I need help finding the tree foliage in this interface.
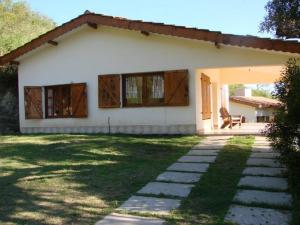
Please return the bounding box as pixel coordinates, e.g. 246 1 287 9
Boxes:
0 0 55 56
229 84 272 98
260 0 300 39
265 58 300 190
229 84 245 96
252 84 273 98
0 0 55 132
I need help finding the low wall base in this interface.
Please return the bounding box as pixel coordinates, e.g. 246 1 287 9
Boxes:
20 124 197 135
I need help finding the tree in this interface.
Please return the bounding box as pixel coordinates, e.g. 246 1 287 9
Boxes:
265 58 300 190
260 0 300 39
0 0 55 55
252 84 273 98
229 84 245 96
0 0 55 132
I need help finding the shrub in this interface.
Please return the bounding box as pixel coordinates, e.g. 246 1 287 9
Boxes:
265 58 300 191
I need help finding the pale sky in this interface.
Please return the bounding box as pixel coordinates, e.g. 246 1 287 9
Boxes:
26 0 272 38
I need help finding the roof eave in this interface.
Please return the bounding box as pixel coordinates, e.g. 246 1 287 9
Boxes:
1 12 300 66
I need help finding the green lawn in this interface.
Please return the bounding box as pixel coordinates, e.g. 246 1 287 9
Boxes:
0 134 200 225
165 136 254 225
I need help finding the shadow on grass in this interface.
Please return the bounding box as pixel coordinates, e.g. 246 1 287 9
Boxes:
0 134 200 225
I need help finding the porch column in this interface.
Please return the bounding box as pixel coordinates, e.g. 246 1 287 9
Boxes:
221 84 229 110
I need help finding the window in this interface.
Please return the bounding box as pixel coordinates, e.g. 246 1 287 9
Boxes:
44 83 87 119
123 72 165 106
98 69 189 108
201 73 211 120
257 116 270 123
45 85 71 118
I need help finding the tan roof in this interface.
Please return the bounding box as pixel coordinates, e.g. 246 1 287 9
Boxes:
1 11 300 65
230 96 281 108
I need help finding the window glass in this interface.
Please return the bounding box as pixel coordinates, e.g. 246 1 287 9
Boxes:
124 73 165 106
146 74 164 104
125 76 143 104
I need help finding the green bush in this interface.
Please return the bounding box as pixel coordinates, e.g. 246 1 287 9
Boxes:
265 58 300 191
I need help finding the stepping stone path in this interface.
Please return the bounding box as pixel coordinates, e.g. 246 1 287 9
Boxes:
233 190 292 207
156 171 202 183
225 205 291 225
225 136 292 225
250 152 280 158
95 213 165 225
117 196 181 215
187 149 219 156
95 135 230 224
167 162 209 172
137 182 194 198
246 158 282 167
238 176 288 190
178 155 216 163
243 167 287 177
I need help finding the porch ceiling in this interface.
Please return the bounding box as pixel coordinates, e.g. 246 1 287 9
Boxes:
220 65 283 84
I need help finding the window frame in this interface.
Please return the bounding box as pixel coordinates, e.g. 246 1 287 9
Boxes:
122 72 165 107
45 84 72 119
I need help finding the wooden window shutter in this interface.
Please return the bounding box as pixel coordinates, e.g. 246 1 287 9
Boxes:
71 83 88 118
201 73 211 120
164 70 189 106
98 75 121 108
24 87 43 119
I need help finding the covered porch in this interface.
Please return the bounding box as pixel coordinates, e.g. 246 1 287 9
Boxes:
196 65 283 135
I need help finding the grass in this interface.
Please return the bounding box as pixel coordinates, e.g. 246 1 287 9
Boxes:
0 134 200 225
165 135 254 225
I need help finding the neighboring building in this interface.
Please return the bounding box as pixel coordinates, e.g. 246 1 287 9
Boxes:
0 12 299 134
229 88 280 123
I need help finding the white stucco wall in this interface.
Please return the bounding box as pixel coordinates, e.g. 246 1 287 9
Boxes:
229 102 276 123
229 102 257 122
17 24 295 134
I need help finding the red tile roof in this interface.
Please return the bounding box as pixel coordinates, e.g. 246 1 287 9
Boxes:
230 96 281 108
1 12 300 65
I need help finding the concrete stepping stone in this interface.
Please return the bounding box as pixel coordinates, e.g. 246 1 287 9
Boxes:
156 171 202 183
238 176 288 191
118 195 181 215
254 142 270 145
192 145 224 150
187 149 219 156
95 213 165 225
178 155 216 163
253 144 271 148
254 140 270 143
167 162 209 173
233 190 292 207
250 152 280 159
247 158 282 167
225 205 291 225
252 146 274 153
137 182 194 198
243 167 287 177
206 136 231 141
201 140 227 145
255 137 268 141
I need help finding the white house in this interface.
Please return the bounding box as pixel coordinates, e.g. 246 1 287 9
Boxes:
229 88 280 123
0 12 299 134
